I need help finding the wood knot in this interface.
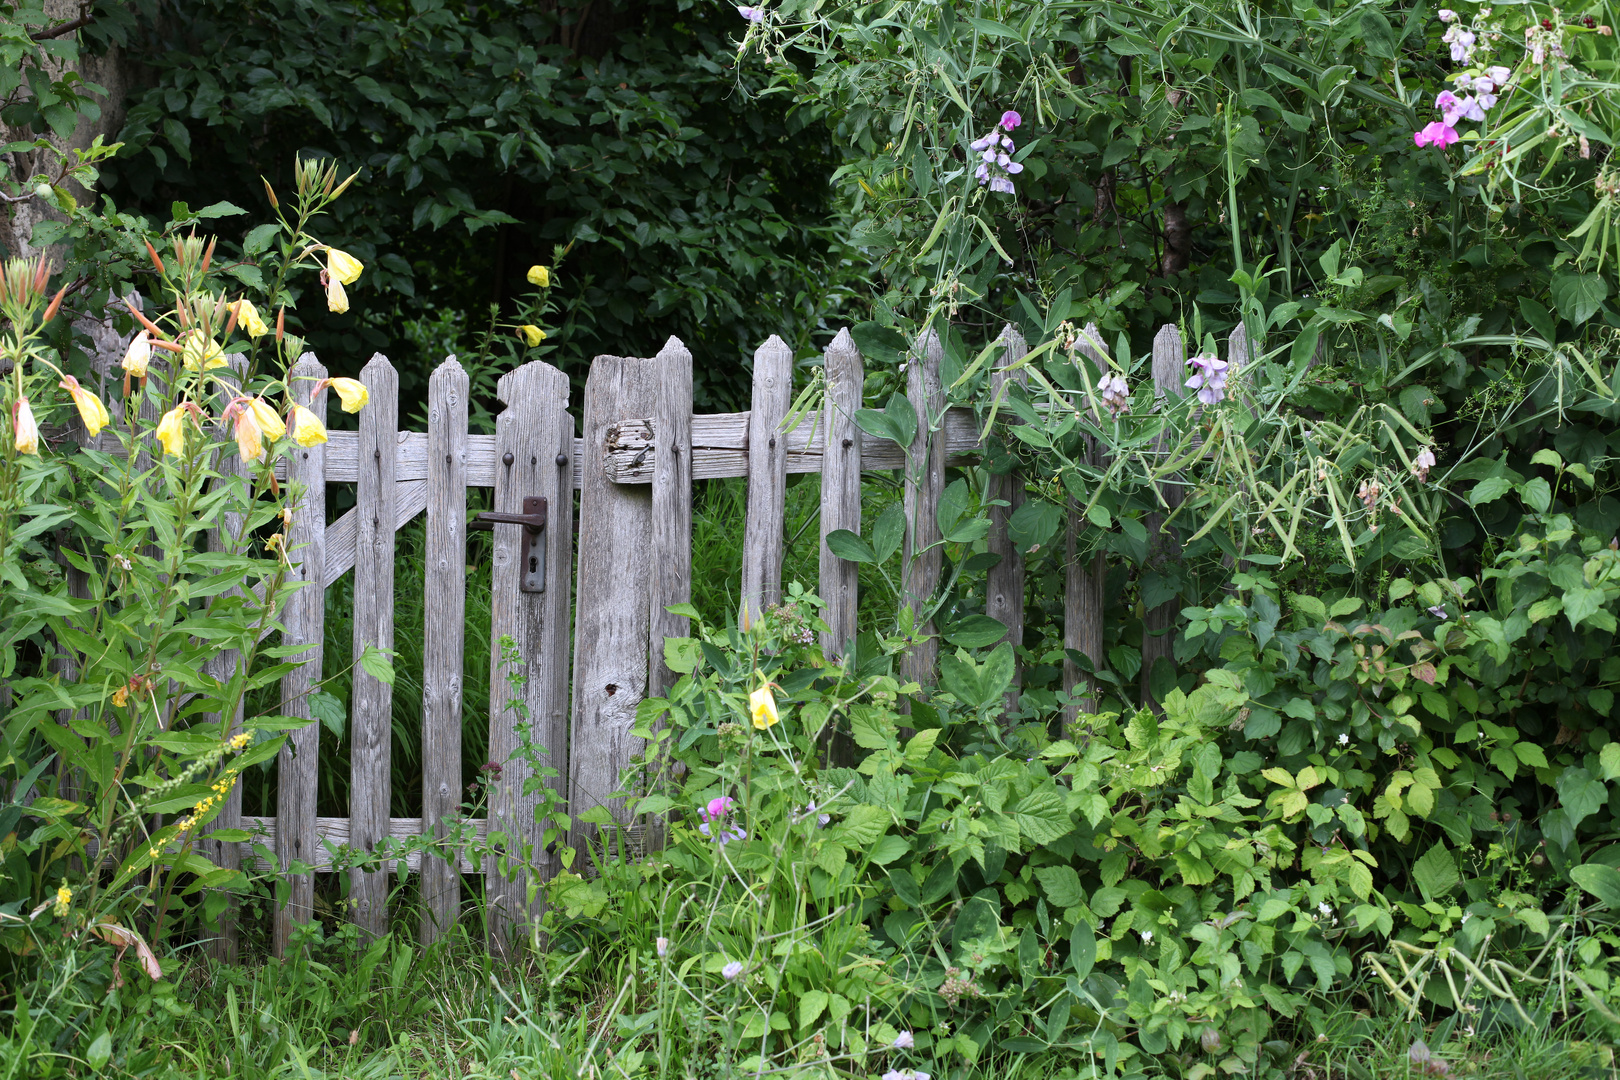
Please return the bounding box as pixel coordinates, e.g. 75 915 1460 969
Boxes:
605 683 618 696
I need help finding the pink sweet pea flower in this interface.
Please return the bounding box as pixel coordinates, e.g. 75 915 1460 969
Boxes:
999 110 1022 131
1413 121 1459 148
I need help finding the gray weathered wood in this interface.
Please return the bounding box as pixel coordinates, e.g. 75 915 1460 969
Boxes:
349 355 398 939
1226 322 1259 411
818 329 863 662
275 354 326 958
420 358 468 944
487 359 575 954
1141 325 1187 711
324 480 427 588
569 354 656 862
648 337 693 699
739 336 793 628
201 354 248 964
237 816 486 872
985 325 1029 718
901 330 947 694
1063 326 1109 729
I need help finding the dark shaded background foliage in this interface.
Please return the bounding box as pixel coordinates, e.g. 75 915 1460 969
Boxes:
103 0 852 411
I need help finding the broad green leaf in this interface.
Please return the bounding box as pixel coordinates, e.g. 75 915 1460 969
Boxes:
1412 843 1459 901
1572 863 1620 908
825 529 876 564
1036 864 1084 908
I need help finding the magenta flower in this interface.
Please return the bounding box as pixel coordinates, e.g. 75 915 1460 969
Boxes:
1435 90 1461 117
1413 121 1459 148
999 110 1022 131
707 795 735 819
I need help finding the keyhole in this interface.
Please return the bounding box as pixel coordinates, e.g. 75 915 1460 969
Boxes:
528 555 538 574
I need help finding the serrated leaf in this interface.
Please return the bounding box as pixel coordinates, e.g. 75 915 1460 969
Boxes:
1412 843 1458 901
1036 865 1085 907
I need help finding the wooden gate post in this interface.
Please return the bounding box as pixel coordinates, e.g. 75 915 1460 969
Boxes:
421 358 468 944
648 337 693 699
350 355 398 939
901 330 946 694
486 360 575 954
985 325 1028 718
739 336 793 628
1141 325 1186 711
1063 325 1108 728
275 355 327 958
569 353 656 867
818 328 863 764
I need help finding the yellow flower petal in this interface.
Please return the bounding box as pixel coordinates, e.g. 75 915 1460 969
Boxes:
328 377 369 413
326 276 349 314
60 376 109 437
232 406 263 462
526 264 550 288
518 324 545 348
14 397 39 454
749 685 779 730
248 397 286 442
289 404 327 447
232 298 269 338
155 406 187 456
122 331 151 376
182 333 226 371
326 247 364 285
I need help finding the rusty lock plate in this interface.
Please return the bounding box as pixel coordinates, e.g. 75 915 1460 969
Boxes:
469 496 547 592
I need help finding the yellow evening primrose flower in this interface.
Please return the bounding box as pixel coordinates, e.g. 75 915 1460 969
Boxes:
749 685 779 730
122 331 151 376
54 885 71 917
111 684 129 708
248 397 286 442
326 247 364 285
325 275 349 314
182 333 227 371
288 404 327 446
526 265 550 288
59 376 109 437
13 398 39 455
518 324 546 347
324 377 369 413
155 405 188 456
232 298 269 338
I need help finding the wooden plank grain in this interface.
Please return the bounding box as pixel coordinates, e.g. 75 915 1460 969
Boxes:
421 358 468 943
901 330 946 695
648 337 693 699
323 480 427 588
569 354 655 862
739 336 793 627
1064 326 1109 730
275 354 326 958
486 359 575 955
818 328 863 663
237 816 486 873
985 325 1029 719
349 354 398 939
1141 324 1186 711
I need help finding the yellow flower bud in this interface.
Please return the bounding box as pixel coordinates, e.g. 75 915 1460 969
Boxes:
59 376 109 437
289 404 328 447
13 397 39 455
526 265 550 288
122 331 152 376
326 275 349 314
326 247 364 285
155 405 188 457
750 684 779 730
232 298 269 338
517 324 546 347
54 885 72 917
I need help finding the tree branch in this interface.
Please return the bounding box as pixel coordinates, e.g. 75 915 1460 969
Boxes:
30 5 93 41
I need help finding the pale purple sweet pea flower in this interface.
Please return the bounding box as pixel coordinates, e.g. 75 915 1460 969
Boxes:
1453 95 1486 123
989 177 1015 194
1435 90 1461 115
1438 8 1457 21
882 1072 931 1080
737 5 764 22
1428 605 1448 620
1185 353 1229 406
893 1031 916 1049
1486 65 1512 85
1098 373 1130 416
722 960 746 980
1444 26 1476 62
1413 446 1436 482
999 110 1022 131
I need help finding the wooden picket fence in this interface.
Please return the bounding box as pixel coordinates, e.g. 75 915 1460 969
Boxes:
189 318 1255 959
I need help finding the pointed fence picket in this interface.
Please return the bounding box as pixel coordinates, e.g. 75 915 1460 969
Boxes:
158 318 1253 957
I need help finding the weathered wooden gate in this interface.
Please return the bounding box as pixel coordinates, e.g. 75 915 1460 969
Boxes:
198 319 1249 958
